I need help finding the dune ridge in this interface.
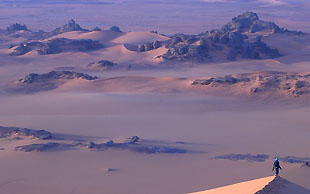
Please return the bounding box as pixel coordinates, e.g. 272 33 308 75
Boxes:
189 176 310 194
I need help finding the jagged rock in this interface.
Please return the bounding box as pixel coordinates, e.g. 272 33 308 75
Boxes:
10 38 103 56
106 140 114 146
222 11 280 33
87 141 96 149
137 41 162 52
10 41 44 56
303 162 310 167
9 71 98 93
38 38 103 55
0 126 52 140
15 142 74 152
192 71 310 97
92 26 102 31
109 26 122 33
52 19 87 35
222 11 304 35
6 23 28 32
215 154 270 162
19 71 98 84
128 136 140 144
85 60 118 71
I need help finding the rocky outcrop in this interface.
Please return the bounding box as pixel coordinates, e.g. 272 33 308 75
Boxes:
10 41 44 56
92 26 102 31
10 38 103 56
15 142 75 152
85 136 186 154
38 38 103 55
0 126 52 140
215 154 270 162
192 71 310 97
137 40 162 52
158 11 307 62
6 23 28 32
222 11 304 35
51 19 88 35
9 71 98 93
19 71 98 83
109 26 122 33
84 60 118 71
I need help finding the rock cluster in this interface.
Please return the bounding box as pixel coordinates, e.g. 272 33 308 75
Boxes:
157 11 307 62
19 71 98 84
85 60 118 71
51 19 88 35
161 29 281 61
222 11 304 35
0 126 52 140
137 40 161 52
109 26 122 33
15 142 74 152
6 23 28 32
192 71 310 97
215 154 270 162
10 71 98 93
38 38 103 55
10 38 103 56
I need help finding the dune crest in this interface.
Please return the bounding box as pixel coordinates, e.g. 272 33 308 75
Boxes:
189 176 274 194
189 176 310 194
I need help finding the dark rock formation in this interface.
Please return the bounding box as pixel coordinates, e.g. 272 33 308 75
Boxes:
19 71 98 84
279 156 310 164
128 136 140 144
192 75 250 86
303 162 310 167
84 136 187 154
10 38 103 56
85 60 118 71
38 38 103 55
15 142 76 152
109 26 122 33
222 11 305 35
215 154 270 162
137 40 162 52
52 19 88 35
0 126 52 140
192 71 310 97
9 71 98 93
87 141 96 149
6 23 28 32
92 26 102 31
159 11 307 62
10 41 44 56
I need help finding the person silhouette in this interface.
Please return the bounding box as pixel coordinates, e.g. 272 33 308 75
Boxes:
272 158 282 176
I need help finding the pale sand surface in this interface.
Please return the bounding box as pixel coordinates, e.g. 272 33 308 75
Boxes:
189 176 274 194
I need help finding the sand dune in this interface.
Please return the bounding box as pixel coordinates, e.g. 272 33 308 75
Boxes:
189 176 274 194
189 176 310 194
111 31 169 45
45 30 124 44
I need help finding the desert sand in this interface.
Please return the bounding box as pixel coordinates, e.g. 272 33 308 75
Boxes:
189 176 310 194
1 2 310 194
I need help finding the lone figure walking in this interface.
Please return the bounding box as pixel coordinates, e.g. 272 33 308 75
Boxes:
272 158 282 176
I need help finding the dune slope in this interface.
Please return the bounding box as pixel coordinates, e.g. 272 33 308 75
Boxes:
189 176 274 194
255 176 310 194
189 176 310 194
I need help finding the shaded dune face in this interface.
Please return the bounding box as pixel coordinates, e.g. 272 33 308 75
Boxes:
189 176 310 194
